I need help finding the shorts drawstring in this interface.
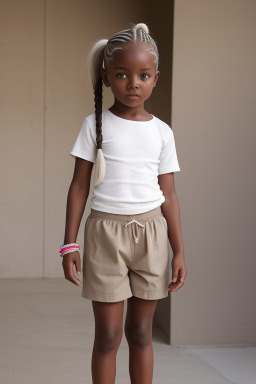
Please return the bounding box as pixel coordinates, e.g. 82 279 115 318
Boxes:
124 217 145 243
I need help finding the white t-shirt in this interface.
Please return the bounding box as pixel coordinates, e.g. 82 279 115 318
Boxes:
70 109 180 214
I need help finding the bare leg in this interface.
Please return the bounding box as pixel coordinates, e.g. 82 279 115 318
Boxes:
91 300 124 384
124 296 158 384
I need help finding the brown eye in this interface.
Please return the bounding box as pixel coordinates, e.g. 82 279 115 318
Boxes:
116 73 127 79
140 73 150 79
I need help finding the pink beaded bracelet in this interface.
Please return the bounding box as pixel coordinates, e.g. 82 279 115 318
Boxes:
59 243 80 257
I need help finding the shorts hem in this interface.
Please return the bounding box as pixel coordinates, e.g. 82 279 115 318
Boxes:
81 288 133 303
132 290 169 300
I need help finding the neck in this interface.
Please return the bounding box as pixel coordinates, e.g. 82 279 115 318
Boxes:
109 101 152 121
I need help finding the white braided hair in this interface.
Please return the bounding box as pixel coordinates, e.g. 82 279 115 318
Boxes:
86 23 159 187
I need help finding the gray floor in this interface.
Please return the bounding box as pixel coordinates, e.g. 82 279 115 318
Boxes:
0 278 255 384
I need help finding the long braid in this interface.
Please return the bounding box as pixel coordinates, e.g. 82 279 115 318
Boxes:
93 75 106 186
86 23 159 187
94 77 103 149
86 38 107 186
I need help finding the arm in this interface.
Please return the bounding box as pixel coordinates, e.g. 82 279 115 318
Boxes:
158 172 187 292
62 157 94 286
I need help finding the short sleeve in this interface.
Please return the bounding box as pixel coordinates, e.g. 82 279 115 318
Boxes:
158 130 181 175
69 118 97 163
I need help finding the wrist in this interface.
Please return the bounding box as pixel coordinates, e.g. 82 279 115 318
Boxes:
64 238 77 244
59 242 80 257
172 250 184 258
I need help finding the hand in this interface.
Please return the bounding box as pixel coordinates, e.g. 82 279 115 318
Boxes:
62 251 82 286
168 253 187 293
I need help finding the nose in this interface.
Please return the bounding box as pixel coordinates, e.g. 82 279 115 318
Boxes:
128 76 139 89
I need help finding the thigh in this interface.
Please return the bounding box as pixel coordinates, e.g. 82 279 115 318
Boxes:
125 296 158 326
92 300 125 334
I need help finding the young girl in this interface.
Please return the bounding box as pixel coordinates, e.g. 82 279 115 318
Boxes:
61 23 187 384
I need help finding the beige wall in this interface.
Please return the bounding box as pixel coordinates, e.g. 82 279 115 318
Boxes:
171 0 256 345
1 0 256 346
0 0 44 277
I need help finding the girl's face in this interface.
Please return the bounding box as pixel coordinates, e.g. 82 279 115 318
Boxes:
101 42 160 110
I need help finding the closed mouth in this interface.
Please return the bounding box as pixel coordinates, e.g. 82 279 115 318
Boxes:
126 94 140 97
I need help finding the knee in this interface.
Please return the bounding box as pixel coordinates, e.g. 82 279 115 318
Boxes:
125 322 151 348
95 326 122 354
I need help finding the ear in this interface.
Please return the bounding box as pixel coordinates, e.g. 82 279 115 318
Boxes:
101 67 111 87
153 70 160 87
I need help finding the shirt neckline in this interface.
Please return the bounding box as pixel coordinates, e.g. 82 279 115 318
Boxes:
106 109 155 123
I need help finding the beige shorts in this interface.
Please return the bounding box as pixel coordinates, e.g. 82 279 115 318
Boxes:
81 206 169 302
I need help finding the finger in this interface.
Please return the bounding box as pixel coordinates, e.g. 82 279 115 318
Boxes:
178 269 187 284
75 256 82 275
171 269 179 283
169 268 186 285
172 282 184 291
66 264 80 286
169 278 185 292
168 280 184 288
168 272 185 291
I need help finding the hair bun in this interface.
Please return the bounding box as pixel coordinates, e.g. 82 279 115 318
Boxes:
134 23 149 34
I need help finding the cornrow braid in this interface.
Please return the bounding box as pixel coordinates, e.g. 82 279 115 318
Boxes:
86 23 159 187
104 24 159 70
